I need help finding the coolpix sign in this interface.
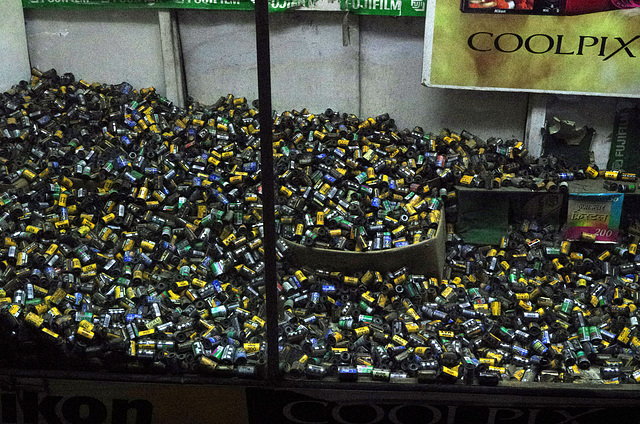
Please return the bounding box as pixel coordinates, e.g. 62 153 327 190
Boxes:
564 192 623 242
247 387 640 424
0 378 248 424
422 0 640 96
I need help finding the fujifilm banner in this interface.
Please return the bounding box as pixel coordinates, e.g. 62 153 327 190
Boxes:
608 108 640 173
22 0 428 16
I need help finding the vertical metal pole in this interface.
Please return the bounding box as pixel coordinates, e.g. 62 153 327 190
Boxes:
255 0 278 380
524 93 547 158
158 10 186 108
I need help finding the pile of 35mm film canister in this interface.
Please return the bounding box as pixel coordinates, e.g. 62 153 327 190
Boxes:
0 68 638 385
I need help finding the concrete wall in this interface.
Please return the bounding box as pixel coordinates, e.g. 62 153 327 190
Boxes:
12 7 640 149
178 11 528 138
178 11 259 105
359 16 528 139
24 9 166 95
179 11 361 116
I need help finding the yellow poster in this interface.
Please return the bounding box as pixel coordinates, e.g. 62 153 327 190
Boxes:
422 0 640 96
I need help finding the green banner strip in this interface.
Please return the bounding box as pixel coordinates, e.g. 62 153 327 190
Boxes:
608 108 640 174
340 0 426 16
22 0 426 16
23 0 254 11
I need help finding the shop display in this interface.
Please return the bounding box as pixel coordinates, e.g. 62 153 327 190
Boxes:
1 68 639 385
0 68 446 376
281 222 640 385
0 68 270 375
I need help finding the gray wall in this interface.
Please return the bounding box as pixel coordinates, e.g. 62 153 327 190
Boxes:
178 11 258 105
177 10 528 138
17 8 638 149
359 16 528 139
24 9 166 95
